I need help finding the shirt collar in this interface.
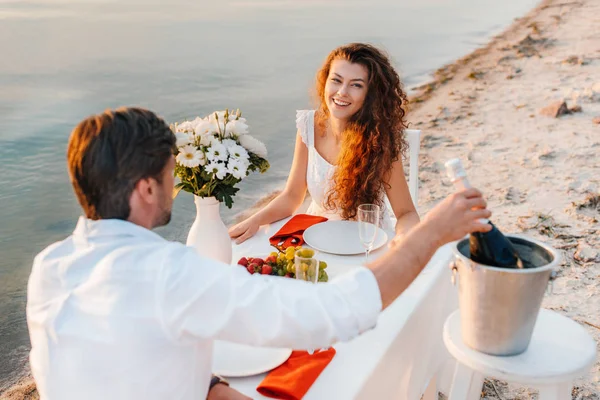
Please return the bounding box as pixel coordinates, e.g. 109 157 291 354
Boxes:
73 216 166 243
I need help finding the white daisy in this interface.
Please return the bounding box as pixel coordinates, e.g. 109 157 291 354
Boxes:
206 142 228 162
228 158 248 179
227 143 250 162
176 145 205 168
221 138 237 148
205 161 228 180
238 134 267 158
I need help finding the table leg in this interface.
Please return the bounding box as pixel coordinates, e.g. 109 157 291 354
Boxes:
537 382 572 400
448 363 484 400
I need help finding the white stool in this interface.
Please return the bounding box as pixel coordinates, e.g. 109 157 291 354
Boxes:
443 309 597 400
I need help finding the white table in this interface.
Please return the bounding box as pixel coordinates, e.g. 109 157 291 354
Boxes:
227 217 458 399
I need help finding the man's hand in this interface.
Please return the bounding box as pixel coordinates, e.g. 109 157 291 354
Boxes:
207 383 252 400
370 187 492 309
420 187 492 247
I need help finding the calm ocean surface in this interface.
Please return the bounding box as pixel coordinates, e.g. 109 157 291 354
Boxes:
0 0 538 389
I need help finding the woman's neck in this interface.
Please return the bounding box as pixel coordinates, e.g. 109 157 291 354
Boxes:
328 116 347 141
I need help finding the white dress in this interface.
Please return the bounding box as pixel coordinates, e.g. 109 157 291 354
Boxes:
296 110 395 230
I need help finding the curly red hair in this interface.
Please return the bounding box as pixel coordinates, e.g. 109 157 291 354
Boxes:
314 43 408 220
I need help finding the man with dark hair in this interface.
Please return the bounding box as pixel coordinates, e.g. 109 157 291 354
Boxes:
27 107 492 400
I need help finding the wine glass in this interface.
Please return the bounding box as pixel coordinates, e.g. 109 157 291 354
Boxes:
358 204 380 262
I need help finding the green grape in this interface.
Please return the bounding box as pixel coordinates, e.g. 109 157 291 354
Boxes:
319 261 327 270
285 247 295 261
269 252 278 258
299 249 315 258
278 269 285 276
318 270 328 282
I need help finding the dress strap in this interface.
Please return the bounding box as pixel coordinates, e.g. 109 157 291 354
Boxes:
295 110 314 148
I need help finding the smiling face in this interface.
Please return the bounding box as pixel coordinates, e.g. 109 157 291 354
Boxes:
323 59 369 121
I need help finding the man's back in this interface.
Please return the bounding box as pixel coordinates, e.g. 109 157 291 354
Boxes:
27 217 212 400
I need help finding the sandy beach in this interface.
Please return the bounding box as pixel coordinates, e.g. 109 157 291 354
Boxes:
2 0 599 398
409 0 600 397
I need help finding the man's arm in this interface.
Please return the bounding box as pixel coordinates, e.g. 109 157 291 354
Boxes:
157 188 490 349
370 187 491 309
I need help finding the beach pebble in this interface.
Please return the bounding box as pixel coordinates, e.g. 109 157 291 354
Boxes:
539 100 570 117
574 244 600 263
593 117 600 125
569 105 583 113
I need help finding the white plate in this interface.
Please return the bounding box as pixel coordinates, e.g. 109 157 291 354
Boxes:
303 220 388 255
212 340 292 377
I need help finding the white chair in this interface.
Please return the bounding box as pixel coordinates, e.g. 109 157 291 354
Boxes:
443 309 597 400
405 129 421 209
385 128 421 219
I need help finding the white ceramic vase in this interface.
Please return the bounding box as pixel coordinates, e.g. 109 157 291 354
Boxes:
186 196 232 264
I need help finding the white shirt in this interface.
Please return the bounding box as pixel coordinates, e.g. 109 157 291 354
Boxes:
26 217 382 400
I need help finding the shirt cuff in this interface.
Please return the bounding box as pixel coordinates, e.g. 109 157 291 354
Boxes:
330 266 382 334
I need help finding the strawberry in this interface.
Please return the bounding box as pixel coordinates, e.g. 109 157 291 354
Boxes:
265 255 277 265
285 273 292 278
252 258 264 267
261 265 273 275
248 263 259 274
238 257 249 267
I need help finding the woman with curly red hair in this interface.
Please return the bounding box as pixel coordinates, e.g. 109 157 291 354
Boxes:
230 43 419 243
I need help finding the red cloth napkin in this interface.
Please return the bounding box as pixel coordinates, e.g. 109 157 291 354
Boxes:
269 214 328 249
257 349 336 400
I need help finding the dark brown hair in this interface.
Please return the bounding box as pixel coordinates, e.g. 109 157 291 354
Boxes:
67 107 175 220
315 43 408 220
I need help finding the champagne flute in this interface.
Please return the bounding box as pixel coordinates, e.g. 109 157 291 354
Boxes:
358 204 380 262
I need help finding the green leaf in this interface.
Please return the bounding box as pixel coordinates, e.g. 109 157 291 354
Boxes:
172 182 186 199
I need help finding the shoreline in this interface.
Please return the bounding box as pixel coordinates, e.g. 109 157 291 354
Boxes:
3 0 599 398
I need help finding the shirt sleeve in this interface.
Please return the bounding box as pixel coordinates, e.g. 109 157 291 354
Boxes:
156 246 382 350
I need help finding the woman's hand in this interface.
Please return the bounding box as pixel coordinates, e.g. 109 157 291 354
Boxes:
228 217 260 244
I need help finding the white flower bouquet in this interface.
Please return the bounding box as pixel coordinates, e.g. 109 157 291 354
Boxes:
172 109 270 208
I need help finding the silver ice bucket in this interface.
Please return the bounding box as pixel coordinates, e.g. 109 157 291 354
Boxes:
451 234 560 356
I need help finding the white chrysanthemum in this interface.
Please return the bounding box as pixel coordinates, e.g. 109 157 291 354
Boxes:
211 119 226 135
227 143 249 161
209 110 227 123
206 142 228 162
228 158 248 179
239 134 267 158
194 118 214 136
199 133 216 147
175 131 192 148
175 120 194 133
205 161 228 180
227 119 249 136
176 145 205 168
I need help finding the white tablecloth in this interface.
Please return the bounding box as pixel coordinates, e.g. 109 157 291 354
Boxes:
227 217 458 399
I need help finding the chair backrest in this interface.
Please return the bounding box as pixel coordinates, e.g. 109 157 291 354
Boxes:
405 129 421 210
